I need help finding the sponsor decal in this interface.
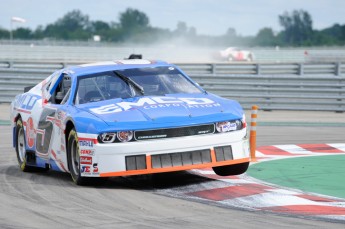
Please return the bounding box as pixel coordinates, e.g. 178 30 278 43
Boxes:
79 140 93 147
217 122 237 132
80 156 92 165
228 122 238 131
198 130 211 134
18 94 40 111
22 95 40 110
26 117 35 148
143 103 221 110
55 119 62 130
93 163 99 173
81 166 91 173
57 111 66 121
90 97 221 114
80 149 94 156
137 134 167 140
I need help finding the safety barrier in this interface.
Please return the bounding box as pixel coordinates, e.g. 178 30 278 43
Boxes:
0 61 344 112
1 43 345 63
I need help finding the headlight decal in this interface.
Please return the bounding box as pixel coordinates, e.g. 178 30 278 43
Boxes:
99 132 116 143
216 119 243 133
117 131 134 142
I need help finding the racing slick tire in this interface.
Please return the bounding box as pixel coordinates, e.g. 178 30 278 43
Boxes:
15 118 48 172
212 162 249 176
67 129 89 185
67 129 105 185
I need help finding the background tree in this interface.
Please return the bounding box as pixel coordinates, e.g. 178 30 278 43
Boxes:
2 7 345 47
13 28 33 40
222 27 238 45
319 24 345 45
278 10 313 46
44 10 91 40
89 20 111 41
90 21 110 33
175 21 188 36
225 28 236 38
255 28 277 46
119 8 149 39
0 27 10 39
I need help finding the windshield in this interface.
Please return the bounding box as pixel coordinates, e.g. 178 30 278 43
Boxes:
75 66 203 104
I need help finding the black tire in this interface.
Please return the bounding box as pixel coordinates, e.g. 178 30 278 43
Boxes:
67 129 98 185
15 118 33 172
16 118 49 172
212 162 249 176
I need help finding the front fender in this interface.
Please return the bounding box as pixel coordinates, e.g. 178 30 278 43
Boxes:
68 106 109 134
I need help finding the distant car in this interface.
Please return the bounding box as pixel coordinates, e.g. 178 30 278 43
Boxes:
220 47 254 62
10 59 250 185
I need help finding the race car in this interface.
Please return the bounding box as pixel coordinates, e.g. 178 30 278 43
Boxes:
11 59 250 185
219 47 254 62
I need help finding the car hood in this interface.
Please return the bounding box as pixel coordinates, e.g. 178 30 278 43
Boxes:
77 94 243 130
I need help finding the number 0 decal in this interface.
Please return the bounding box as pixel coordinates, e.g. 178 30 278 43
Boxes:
36 107 56 157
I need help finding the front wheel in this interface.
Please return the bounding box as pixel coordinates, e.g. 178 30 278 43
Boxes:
67 129 88 185
212 162 249 176
67 129 103 185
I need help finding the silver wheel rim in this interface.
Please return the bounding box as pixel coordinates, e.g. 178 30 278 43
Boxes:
17 127 26 162
71 138 80 175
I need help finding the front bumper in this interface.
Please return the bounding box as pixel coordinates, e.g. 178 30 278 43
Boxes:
78 129 250 177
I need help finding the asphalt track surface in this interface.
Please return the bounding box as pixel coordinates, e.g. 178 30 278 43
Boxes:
1 107 345 228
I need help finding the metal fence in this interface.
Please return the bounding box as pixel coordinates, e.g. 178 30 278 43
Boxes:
0 61 344 112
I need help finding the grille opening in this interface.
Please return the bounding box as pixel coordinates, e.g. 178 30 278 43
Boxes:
214 145 233 162
125 146 233 171
126 155 147 171
135 124 215 141
151 149 211 169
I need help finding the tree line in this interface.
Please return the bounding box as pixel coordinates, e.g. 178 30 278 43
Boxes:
0 8 344 47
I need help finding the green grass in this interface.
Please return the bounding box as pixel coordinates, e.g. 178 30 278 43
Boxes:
248 155 345 199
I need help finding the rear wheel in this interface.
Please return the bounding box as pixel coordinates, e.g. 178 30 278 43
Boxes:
16 118 50 172
212 162 249 176
15 118 33 172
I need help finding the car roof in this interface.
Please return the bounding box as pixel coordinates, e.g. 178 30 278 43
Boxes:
64 59 172 77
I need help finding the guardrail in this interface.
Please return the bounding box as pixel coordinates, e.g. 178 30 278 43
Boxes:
1 43 345 63
177 62 345 76
0 61 344 112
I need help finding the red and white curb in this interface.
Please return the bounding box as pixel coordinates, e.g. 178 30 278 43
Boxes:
155 143 345 221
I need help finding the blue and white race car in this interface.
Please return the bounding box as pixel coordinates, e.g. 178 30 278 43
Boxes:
11 59 250 185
